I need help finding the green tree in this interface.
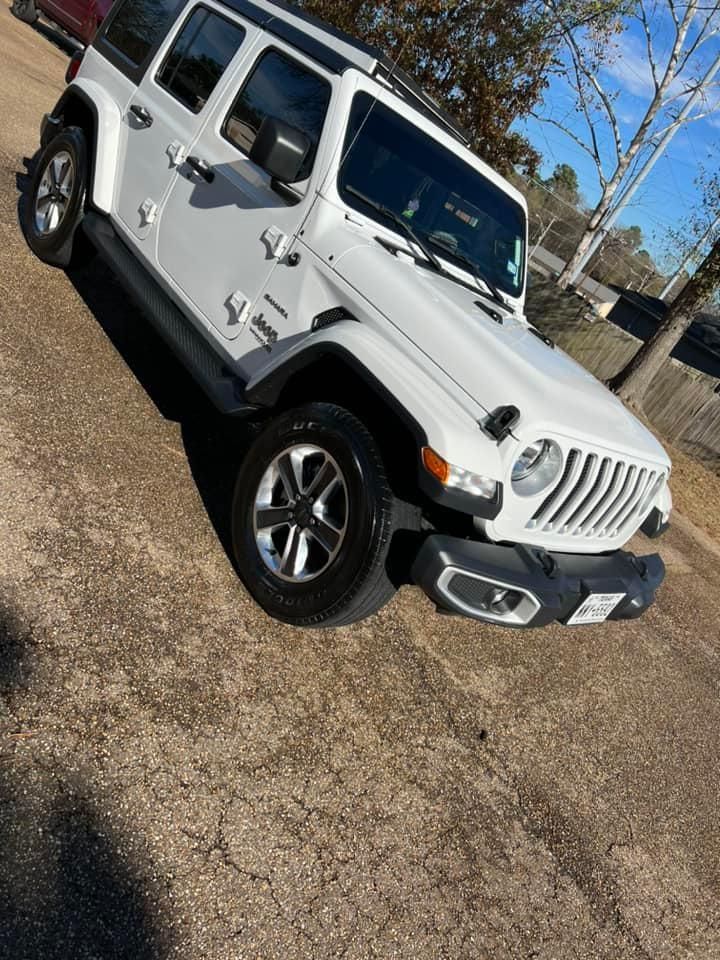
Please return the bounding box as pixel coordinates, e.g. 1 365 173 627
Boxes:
544 163 580 203
293 1 622 174
621 225 643 251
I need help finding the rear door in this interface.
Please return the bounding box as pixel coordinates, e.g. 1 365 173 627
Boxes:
113 2 255 247
154 44 335 349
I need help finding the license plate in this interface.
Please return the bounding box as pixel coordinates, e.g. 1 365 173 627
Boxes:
567 593 626 626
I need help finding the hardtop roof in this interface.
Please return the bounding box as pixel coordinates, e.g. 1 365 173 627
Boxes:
222 0 472 146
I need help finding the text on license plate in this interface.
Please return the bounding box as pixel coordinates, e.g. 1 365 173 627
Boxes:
567 593 626 626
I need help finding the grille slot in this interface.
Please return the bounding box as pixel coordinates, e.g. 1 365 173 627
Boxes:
532 448 580 522
528 448 664 541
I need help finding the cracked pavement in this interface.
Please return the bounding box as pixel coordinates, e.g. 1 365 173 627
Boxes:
1 7 719 957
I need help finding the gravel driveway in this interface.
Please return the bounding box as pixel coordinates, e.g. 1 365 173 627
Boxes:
1 7 719 958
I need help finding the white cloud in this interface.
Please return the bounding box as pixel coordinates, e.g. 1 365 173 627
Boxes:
601 34 656 97
600 32 687 101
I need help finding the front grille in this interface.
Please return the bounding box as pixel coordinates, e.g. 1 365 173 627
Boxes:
526 448 662 540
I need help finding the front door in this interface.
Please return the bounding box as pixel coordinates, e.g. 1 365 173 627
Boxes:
155 44 334 352
114 2 251 245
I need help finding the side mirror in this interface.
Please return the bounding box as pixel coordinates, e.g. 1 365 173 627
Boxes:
249 116 311 184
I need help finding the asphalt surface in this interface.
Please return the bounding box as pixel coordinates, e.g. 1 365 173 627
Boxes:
1 7 719 958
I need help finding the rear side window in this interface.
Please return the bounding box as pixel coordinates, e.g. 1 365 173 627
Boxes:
224 50 331 181
156 8 246 113
104 0 178 67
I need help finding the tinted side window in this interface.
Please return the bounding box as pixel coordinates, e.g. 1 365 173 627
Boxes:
156 9 246 113
104 0 177 66
224 50 330 181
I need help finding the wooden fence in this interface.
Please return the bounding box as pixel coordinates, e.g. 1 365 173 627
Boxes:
526 279 720 469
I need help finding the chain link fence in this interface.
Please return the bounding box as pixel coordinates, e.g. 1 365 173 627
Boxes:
512 174 667 297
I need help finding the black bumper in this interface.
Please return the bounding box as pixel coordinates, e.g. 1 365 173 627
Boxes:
412 536 665 629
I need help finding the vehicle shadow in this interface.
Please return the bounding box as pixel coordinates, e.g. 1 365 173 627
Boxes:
65 256 255 568
0 599 167 959
15 166 253 571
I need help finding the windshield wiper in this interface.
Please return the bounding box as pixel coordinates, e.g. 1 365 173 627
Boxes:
344 185 511 311
344 185 444 274
425 237 508 309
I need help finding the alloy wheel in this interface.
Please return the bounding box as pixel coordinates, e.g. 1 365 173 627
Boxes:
253 444 349 582
34 150 74 236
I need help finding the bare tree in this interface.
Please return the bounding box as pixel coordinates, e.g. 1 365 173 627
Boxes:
538 0 720 288
657 168 720 299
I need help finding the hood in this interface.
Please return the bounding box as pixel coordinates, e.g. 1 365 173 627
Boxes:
334 243 669 465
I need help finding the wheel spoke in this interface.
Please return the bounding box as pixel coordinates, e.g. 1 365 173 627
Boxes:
277 453 301 502
307 518 341 555
256 506 293 529
305 459 337 499
280 525 302 577
47 203 61 232
36 194 53 210
49 157 61 190
42 203 55 233
57 160 72 195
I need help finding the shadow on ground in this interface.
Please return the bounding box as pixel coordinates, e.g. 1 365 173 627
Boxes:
15 168 257 568
66 255 256 565
0 600 167 960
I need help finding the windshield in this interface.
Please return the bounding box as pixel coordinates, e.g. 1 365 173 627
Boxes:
338 93 526 298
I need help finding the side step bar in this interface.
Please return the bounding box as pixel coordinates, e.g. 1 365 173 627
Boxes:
82 212 259 417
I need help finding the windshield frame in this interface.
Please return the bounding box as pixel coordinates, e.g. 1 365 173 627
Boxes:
334 88 528 301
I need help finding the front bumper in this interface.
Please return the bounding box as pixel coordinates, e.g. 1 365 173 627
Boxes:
412 536 665 628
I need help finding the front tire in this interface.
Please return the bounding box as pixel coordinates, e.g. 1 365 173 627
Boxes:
23 126 90 268
232 403 399 627
11 0 38 23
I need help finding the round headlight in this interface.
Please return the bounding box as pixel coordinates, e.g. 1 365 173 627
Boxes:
512 439 564 496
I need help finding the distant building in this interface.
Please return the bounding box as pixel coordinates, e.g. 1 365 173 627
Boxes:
608 288 720 380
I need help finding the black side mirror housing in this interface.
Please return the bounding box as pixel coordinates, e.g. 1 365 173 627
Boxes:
249 117 311 184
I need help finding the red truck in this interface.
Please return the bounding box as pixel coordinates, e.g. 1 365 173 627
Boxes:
11 0 113 45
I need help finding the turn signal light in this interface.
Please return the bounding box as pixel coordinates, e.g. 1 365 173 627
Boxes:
422 447 450 484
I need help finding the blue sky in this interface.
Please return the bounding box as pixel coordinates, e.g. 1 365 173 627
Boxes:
511 12 720 268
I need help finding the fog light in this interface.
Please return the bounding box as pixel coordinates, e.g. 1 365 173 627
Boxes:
485 587 523 616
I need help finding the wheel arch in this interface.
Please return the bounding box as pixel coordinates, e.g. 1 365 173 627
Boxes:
244 325 505 517
248 340 426 503
45 80 122 213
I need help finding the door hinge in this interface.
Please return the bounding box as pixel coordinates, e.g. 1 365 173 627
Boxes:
139 198 158 226
228 291 250 326
262 226 289 260
167 140 187 167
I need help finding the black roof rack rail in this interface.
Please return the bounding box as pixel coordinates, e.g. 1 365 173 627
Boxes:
374 57 472 146
222 0 472 147
256 0 387 61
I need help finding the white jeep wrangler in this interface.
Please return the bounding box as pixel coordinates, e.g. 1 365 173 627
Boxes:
25 0 672 629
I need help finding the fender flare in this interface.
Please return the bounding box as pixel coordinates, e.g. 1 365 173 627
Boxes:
245 324 504 518
48 80 123 213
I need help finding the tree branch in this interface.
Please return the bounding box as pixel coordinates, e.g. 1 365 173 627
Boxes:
532 112 608 185
636 0 661 93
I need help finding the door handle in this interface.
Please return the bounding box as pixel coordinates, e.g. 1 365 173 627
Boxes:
186 155 215 183
129 104 153 127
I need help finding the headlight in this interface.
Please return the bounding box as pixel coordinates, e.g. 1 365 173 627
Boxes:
511 439 563 497
422 447 497 500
